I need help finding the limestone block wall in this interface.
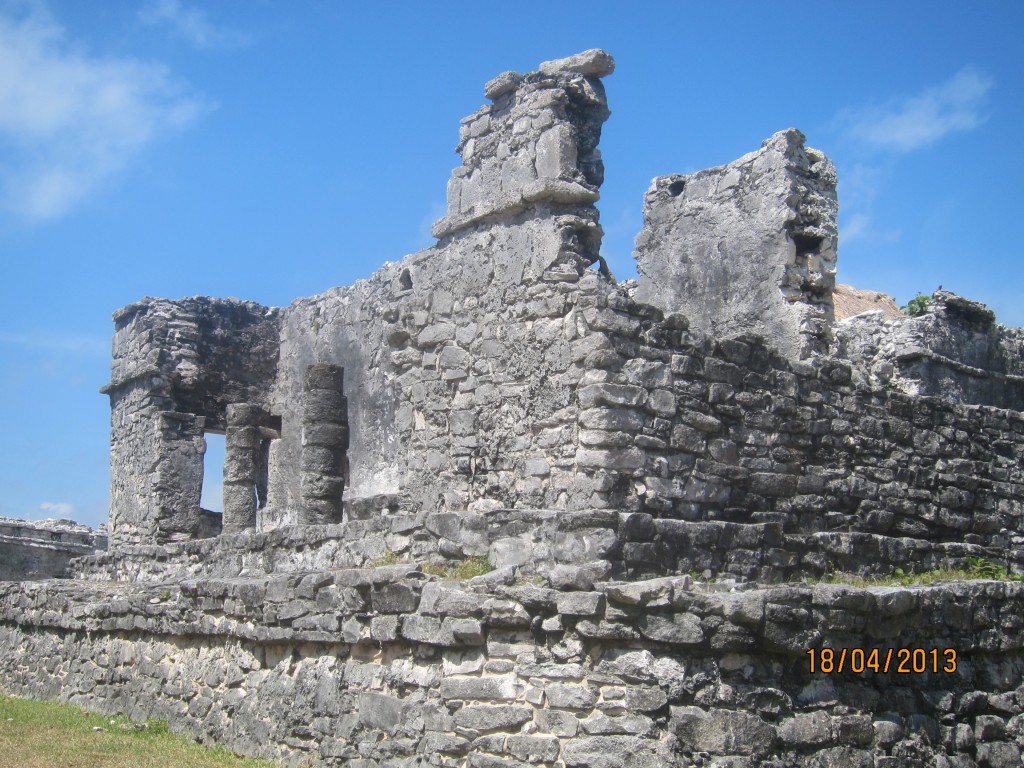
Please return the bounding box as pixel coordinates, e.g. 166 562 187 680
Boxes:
267 218 598 521
102 297 280 548
2 575 1023 767
835 290 1024 411
559 282 1024 558
266 51 617 522
72 504 1024 588
634 129 838 360
0 517 105 581
102 230 1024 562
105 297 281 429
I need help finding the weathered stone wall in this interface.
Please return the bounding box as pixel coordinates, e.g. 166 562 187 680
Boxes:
102 297 280 548
97 50 1023 570
558 280 1024 558
264 51 617 523
633 129 838 360
0 517 105 581
267 223 599 521
72 505 1024 589
835 290 1024 411
264 266 1024 558
2 575 1022 767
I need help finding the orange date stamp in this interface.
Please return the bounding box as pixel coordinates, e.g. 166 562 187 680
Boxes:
806 647 957 674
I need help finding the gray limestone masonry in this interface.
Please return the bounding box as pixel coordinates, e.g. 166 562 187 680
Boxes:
634 128 838 361
2 575 1023 768
0 517 106 581
2 49 1024 767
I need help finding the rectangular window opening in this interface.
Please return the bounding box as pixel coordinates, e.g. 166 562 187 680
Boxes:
201 432 226 513
257 438 272 509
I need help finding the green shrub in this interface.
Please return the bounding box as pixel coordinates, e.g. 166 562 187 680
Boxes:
902 294 931 317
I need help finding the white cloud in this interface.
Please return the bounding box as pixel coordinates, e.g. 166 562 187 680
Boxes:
838 163 900 246
39 501 74 517
0 5 213 220
840 212 900 246
843 67 993 153
841 212 870 244
139 0 250 50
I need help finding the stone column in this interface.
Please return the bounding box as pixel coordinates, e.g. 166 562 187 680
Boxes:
222 403 267 534
301 364 349 525
152 411 205 543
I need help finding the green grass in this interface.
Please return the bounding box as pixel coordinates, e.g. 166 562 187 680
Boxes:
369 550 402 568
420 556 493 580
818 557 1024 588
0 695 281 768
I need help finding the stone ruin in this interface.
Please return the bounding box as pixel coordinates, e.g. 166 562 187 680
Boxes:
2 50 1023 767
0 516 107 582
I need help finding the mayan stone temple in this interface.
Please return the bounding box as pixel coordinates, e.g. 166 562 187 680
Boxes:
2 50 1024 767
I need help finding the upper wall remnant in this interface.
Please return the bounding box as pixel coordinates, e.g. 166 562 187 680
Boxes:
633 128 838 359
432 48 613 269
835 289 1024 408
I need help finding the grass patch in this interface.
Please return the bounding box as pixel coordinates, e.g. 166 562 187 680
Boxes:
420 556 493 581
369 550 403 568
818 557 1024 588
0 694 280 768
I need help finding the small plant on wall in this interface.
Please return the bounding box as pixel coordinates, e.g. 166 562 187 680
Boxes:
902 293 932 317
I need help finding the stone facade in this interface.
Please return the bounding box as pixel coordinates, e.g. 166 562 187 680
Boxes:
2 574 1023 767
633 129 838 360
2 49 1023 767
0 517 106 581
100 296 280 547
835 290 1024 410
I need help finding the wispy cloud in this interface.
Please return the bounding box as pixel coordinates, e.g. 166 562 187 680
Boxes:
0 4 213 221
838 163 900 246
139 0 250 50
841 67 994 153
841 212 901 247
38 501 74 517
0 329 109 356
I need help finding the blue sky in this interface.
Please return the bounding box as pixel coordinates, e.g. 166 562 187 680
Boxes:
1 1 1021 528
